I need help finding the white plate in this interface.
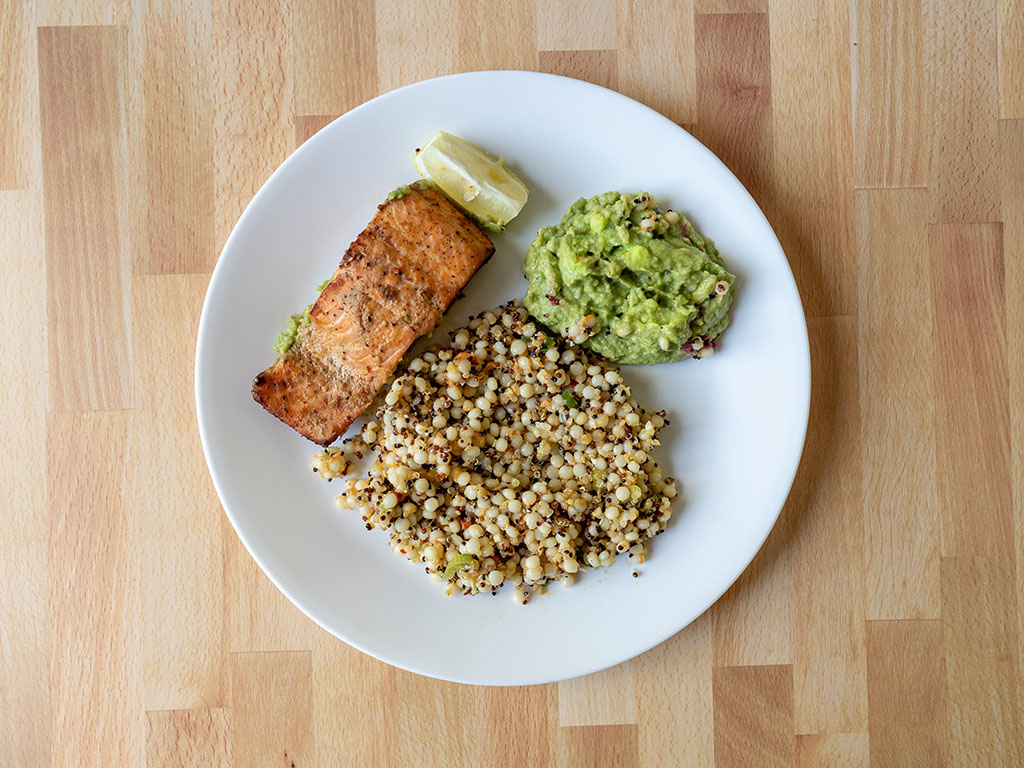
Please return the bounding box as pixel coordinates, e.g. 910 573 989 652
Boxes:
196 71 809 685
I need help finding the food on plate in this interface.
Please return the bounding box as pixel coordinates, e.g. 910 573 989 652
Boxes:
311 302 677 602
252 181 495 445
272 278 331 355
524 191 735 364
413 131 529 232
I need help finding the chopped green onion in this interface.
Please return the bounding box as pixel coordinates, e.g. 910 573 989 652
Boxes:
562 392 579 409
442 553 476 579
542 335 555 350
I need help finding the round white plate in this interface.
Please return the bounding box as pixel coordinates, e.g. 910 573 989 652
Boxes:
196 71 809 685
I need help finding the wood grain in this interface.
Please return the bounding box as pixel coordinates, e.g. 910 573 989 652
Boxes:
312 633 395 768
852 0 930 188
375 0 458 92
0 0 32 188
133 0 215 274
133 275 227 710
712 665 794 768
694 11 773 206
635 615 713 768
457 1 537 72
211 0 294 248
865 619 946 767
0 191 49 767
145 709 231 768
795 733 869 768
1000 119 1024 740
538 50 618 91
480 685 558 767
791 316 867 734
293 0 377 116
559 724 638 768
6 4 1024 766
768 0 857 317
616 0 696 125
929 223 1012 558
36 0 129 26
856 188 941 620
999 0 1024 118
940 557 1023 765
388 672 486 765
225 523 314 652
48 411 142 767
711 509 791 667
231 651 313 768
930 0 1001 222
559 659 637 726
294 114 337 147
39 25 134 411
538 0 616 52
695 0 765 12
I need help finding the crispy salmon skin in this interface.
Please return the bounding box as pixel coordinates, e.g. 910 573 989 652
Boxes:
252 182 494 445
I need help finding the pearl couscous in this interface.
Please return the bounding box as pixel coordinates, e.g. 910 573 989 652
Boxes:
312 301 677 603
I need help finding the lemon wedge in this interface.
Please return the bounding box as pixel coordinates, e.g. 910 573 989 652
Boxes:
413 131 528 231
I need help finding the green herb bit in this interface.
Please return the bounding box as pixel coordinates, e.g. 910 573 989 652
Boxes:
442 553 476 579
562 392 579 409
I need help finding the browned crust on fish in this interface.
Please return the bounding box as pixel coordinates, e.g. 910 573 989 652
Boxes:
252 182 494 445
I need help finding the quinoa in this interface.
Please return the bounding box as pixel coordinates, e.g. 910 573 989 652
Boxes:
311 301 677 603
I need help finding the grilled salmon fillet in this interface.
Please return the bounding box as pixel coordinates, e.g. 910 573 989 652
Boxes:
252 182 495 445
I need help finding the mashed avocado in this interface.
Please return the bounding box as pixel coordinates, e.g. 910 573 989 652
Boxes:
385 184 412 201
273 310 310 355
524 191 735 364
385 179 436 203
273 278 332 355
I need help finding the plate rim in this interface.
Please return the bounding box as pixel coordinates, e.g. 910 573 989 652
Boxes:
195 69 811 685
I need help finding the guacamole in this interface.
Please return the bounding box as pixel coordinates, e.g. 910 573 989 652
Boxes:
523 191 735 365
273 278 331 355
385 184 413 201
273 309 310 355
385 179 436 203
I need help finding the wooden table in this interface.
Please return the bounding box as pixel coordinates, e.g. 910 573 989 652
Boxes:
3 1 1022 765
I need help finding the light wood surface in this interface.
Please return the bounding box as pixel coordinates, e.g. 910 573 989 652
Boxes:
2 2 1023 766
